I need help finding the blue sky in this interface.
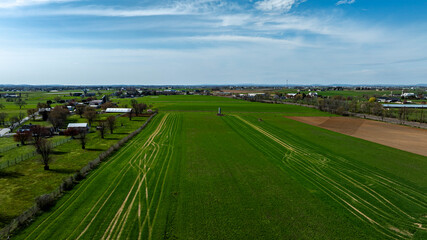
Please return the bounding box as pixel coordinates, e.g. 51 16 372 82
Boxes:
0 0 426 85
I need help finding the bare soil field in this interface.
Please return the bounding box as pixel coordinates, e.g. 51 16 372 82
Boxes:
287 116 427 156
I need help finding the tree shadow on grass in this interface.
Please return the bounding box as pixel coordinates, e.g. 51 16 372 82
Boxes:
85 148 104 152
51 151 68 155
0 171 24 179
49 168 76 174
105 137 120 140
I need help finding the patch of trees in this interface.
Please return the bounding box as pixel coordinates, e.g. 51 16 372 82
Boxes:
131 99 147 116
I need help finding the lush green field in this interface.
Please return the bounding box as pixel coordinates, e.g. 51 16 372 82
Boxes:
139 95 333 115
13 99 427 239
15 113 181 239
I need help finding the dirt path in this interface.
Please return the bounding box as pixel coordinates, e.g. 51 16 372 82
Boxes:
286 116 427 156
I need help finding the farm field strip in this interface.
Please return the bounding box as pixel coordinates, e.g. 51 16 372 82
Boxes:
17 113 181 240
225 115 427 239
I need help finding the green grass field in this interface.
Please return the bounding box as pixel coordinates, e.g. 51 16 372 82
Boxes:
12 97 427 239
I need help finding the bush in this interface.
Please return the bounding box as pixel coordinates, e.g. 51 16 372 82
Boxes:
61 177 75 191
36 194 55 211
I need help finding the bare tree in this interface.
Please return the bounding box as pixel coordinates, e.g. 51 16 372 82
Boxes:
78 130 88 149
0 112 8 126
65 128 87 149
97 121 107 139
106 116 116 134
83 107 97 126
15 98 27 109
131 100 147 116
18 112 26 122
10 115 20 125
35 138 53 170
31 125 50 143
75 105 86 118
27 108 38 121
101 102 115 110
49 106 69 130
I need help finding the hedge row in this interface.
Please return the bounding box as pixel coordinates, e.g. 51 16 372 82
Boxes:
0 112 158 239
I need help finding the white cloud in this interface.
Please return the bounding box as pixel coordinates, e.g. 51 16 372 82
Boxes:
185 35 312 48
255 0 306 12
336 0 356 6
0 0 77 8
45 7 191 17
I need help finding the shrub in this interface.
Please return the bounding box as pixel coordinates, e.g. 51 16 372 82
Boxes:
36 194 55 211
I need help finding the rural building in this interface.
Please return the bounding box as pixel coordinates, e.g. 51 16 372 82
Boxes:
105 108 132 113
286 93 298 98
67 123 89 132
401 93 415 98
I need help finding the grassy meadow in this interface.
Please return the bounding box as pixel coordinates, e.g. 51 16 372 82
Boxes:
11 95 427 239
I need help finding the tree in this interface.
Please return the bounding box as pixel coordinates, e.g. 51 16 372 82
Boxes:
49 106 69 130
75 105 86 118
97 121 107 139
64 128 87 149
10 115 20 125
371 103 384 116
27 108 38 121
83 107 97 126
37 102 49 109
18 112 26 122
101 102 115 110
54 96 62 103
0 112 8 126
106 116 116 134
131 100 147 116
14 131 32 145
78 130 88 149
31 125 50 143
15 98 27 109
35 138 52 170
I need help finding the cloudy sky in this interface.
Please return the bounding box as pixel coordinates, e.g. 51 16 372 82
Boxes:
0 0 426 85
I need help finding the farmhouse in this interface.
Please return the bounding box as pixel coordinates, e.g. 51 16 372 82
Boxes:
67 123 89 132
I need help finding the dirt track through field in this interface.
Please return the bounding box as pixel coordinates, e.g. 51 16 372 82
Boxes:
286 117 427 156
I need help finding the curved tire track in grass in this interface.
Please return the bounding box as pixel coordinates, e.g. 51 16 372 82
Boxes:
16 113 182 240
227 115 427 240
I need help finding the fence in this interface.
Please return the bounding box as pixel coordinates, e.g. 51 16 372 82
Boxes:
0 137 72 170
0 112 158 239
0 144 17 154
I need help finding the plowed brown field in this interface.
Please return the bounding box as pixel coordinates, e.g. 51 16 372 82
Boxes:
286 117 427 156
